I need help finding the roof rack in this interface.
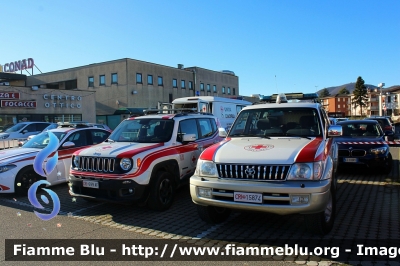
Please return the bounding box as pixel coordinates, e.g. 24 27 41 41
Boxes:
253 92 320 104
57 122 92 128
143 108 197 115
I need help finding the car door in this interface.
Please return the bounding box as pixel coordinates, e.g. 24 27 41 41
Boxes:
176 118 200 178
50 130 90 184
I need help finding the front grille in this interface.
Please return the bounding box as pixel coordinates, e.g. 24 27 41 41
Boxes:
351 150 366 157
77 157 116 173
216 164 290 180
339 149 366 157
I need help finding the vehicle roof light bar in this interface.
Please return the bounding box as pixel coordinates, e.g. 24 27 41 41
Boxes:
256 92 320 104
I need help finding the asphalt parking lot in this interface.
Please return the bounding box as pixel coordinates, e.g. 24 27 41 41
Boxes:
1 148 399 265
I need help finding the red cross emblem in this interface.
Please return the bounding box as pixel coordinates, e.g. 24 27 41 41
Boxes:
191 155 197 164
244 144 274 152
101 145 113 150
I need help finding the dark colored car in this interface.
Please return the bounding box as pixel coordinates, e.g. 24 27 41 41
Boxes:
364 116 395 140
336 120 392 174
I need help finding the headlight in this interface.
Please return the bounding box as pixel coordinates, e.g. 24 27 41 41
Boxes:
287 161 325 180
0 164 17 173
72 156 80 168
195 160 218 177
0 134 10 139
370 147 387 155
120 158 132 171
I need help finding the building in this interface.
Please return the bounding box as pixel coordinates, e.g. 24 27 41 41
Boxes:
24 58 240 127
320 94 351 117
365 87 400 117
0 83 96 129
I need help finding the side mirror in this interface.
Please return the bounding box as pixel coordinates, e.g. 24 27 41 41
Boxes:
218 128 227 137
62 141 75 148
182 134 197 143
328 125 342 137
22 130 28 134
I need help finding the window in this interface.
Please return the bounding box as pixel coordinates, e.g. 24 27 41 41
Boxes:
99 75 105 86
147 75 153 85
200 83 204 91
177 119 198 142
213 85 217 93
198 118 215 139
227 87 231 95
181 80 186 89
158 76 163 86
233 88 236 95
207 84 210 92
222 87 225 94
338 98 341 102
172 79 177 88
136 73 142 84
189 81 193 90
65 131 87 147
88 77 94 87
337 104 340 108
111 73 118 84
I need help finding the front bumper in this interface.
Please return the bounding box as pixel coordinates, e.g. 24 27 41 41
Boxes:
69 174 148 203
190 176 331 215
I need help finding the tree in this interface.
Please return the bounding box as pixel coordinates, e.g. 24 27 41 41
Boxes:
338 87 350 94
351 76 368 116
319 88 330 98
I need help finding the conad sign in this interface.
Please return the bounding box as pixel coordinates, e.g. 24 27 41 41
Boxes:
1 100 37 108
1 58 34 73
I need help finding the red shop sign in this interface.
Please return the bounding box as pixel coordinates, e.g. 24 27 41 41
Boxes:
1 100 36 108
0 92 20 99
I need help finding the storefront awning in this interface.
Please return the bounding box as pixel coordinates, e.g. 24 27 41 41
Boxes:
113 107 146 115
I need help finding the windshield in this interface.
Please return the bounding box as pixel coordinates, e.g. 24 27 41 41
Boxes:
5 123 27 133
22 131 66 149
341 123 383 137
108 119 174 143
229 107 322 137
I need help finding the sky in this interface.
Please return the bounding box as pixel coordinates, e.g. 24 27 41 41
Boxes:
2 0 399 96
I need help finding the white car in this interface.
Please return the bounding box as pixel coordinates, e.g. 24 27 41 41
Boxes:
0 127 111 195
0 122 51 140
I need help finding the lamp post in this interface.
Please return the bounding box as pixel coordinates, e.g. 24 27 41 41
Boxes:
378 83 385 116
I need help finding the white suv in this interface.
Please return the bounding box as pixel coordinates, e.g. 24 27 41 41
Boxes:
69 112 223 211
190 93 342 235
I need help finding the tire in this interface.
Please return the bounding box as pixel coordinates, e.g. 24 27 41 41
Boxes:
147 171 175 211
304 188 336 235
382 153 393 175
14 167 43 196
197 205 231 224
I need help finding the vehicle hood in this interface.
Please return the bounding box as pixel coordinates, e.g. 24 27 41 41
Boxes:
0 148 40 164
73 142 165 158
202 137 324 165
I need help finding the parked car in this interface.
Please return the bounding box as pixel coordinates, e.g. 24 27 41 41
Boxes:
336 120 392 174
69 112 224 211
91 123 112 131
363 116 395 140
0 126 111 195
190 92 342 235
0 122 51 140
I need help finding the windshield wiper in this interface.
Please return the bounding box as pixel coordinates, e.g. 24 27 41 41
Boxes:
285 133 312 140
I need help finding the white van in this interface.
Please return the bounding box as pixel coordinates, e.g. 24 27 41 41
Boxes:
163 96 251 132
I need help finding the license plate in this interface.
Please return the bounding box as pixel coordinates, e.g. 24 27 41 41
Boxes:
234 192 262 203
82 180 99 189
344 158 358 163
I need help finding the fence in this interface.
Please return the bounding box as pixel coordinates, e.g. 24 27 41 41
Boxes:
0 139 20 150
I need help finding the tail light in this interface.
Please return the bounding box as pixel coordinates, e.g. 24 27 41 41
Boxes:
384 125 392 131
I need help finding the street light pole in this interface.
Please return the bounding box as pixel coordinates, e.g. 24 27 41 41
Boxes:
378 83 385 116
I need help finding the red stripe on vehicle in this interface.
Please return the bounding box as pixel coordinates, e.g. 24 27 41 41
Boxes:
0 184 10 191
199 139 230 161
295 137 323 163
314 138 333 161
117 143 164 158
